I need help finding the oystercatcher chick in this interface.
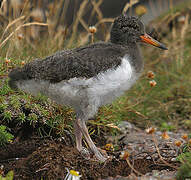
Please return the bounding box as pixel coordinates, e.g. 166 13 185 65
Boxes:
8 14 167 162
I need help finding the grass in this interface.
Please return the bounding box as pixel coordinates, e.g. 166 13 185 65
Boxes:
0 0 190 146
176 138 191 180
157 0 191 20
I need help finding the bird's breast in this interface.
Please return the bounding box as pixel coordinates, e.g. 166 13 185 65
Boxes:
88 55 141 106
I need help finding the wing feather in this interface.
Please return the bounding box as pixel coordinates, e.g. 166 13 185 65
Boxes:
21 42 127 83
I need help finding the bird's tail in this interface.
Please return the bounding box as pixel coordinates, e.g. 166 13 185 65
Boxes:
8 68 27 90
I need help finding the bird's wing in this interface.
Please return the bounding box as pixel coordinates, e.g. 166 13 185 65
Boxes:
22 42 127 83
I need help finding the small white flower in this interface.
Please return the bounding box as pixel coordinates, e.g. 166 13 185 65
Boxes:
64 168 81 180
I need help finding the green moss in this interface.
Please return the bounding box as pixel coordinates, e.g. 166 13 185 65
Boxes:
17 112 26 123
176 151 191 180
0 103 8 112
10 95 21 110
0 171 14 180
0 125 14 147
2 111 12 121
27 113 38 123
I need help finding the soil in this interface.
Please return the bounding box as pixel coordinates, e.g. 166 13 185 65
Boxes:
0 126 180 180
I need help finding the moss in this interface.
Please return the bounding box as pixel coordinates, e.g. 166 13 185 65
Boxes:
0 125 14 147
0 171 14 180
176 151 191 180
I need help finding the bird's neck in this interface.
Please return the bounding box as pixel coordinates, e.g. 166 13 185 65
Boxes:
126 43 144 73
109 38 144 73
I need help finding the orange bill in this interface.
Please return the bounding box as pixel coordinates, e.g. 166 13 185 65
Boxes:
140 33 168 50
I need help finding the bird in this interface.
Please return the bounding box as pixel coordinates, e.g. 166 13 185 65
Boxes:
8 14 167 162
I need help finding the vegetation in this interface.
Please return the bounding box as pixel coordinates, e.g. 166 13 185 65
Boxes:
176 142 191 180
0 125 13 147
0 0 191 177
0 171 14 180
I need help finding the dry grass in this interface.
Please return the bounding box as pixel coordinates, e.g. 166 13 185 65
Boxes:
0 0 117 51
0 22 48 49
0 0 177 55
122 0 139 14
157 12 190 69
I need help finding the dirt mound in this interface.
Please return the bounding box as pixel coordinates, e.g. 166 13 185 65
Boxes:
0 138 178 179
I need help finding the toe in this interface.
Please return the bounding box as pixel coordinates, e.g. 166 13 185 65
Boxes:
80 147 90 160
94 151 108 162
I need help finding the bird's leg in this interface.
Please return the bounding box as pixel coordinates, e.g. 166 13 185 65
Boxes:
76 118 107 162
74 119 90 160
74 120 82 151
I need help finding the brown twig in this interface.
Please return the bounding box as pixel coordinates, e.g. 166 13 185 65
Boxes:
122 0 139 14
0 22 48 49
125 158 144 176
152 134 178 170
0 16 25 42
67 0 89 48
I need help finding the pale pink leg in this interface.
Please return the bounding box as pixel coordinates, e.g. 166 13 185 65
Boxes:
74 120 82 151
74 119 90 159
76 118 107 162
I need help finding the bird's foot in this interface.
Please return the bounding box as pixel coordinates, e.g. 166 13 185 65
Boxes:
94 149 108 162
78 147 108 162
79 147 91 160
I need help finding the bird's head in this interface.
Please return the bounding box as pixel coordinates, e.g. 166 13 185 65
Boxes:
110 14 167 50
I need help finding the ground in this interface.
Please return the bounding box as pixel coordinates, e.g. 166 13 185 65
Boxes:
0 122 183 179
